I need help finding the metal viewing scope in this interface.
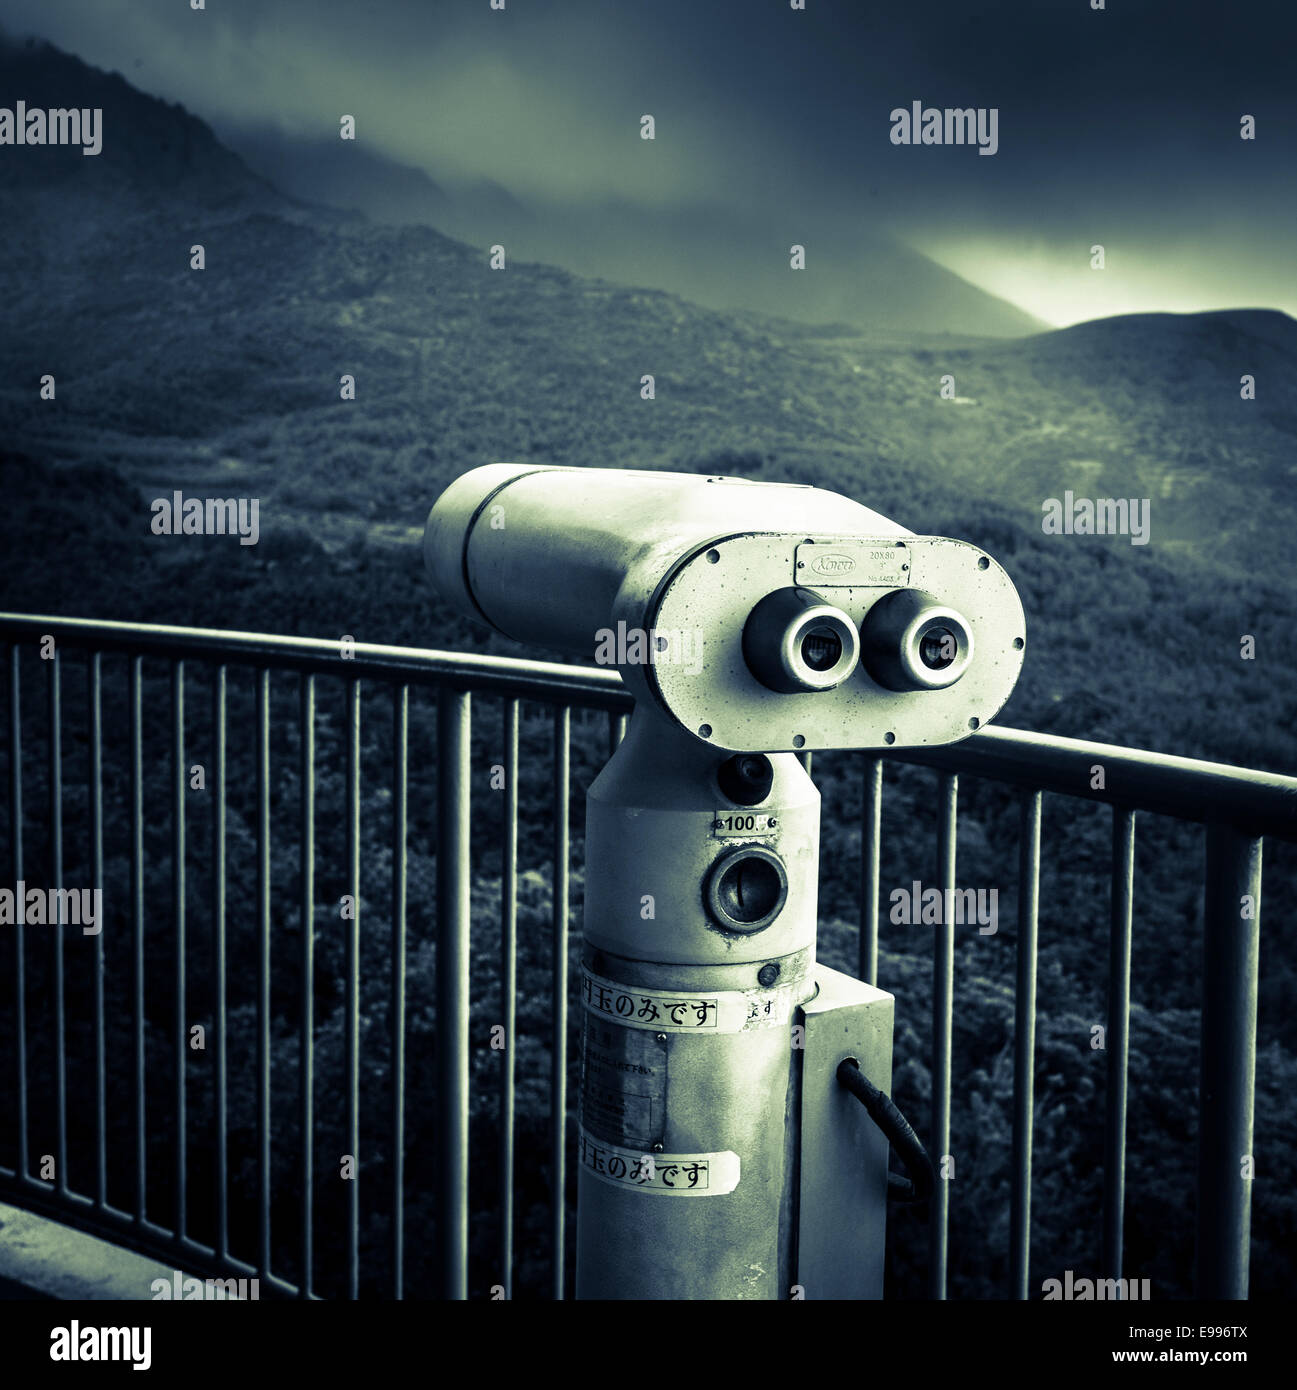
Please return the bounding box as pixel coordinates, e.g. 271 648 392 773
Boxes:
424 463 1026 751
424 463 1028 1302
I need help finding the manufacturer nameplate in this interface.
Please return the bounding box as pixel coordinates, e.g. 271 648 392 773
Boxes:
581 1017 667 1149
794 539 910 587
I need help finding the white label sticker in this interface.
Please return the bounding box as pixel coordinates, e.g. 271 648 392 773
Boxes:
581 967 796 1033
577 1128 740 1196
712 811 775 837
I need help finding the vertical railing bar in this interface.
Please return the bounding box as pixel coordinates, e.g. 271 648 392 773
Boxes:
172 660 186 1241
212 664 228 1261
9 646 27 1181
89 652 106 1210
1195 824 1261 1299
436 685 471 1300
929 771 957 1300
1103 806 1135 1288
256 669 271 1279
607 710 627 758
345 676 361 1299
860 757 882 987
500 697 520 1298
391 682 408 1300
130 655 145 1224
1010 789 1042 1299
49 646 66 1197
551 704 571 1301
298 672 315 1298
0 623 1277 1309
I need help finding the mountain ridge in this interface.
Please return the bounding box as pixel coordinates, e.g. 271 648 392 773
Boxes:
1 35 1294 584
1 32 1044 337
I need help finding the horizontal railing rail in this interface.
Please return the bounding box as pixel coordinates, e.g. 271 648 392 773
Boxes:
7 615 1293 837
0 612 1290 1301
892 725 1297 840
0 613 631 710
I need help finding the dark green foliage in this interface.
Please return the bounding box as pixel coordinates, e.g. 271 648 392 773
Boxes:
1 444 1293 1300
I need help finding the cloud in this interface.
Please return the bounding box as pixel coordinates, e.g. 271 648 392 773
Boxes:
0 0 1293 324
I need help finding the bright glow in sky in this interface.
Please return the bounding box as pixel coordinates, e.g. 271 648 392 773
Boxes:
2 0 1294 329
913 235 1297 328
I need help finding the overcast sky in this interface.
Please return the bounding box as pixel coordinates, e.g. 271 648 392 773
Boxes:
2 0 1293 325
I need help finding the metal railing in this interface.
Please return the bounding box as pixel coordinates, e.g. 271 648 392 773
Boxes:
0 612 1292 1300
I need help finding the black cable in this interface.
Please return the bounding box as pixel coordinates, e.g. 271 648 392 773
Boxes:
836 1057 935 1204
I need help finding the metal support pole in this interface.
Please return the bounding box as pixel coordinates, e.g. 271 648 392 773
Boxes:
929 773 957 1299
1009 790 1041 1299
859 758 882 988
1195 823 1261 1299
1103 808 1135 1286
576 706 837 1300
437 686 471 1300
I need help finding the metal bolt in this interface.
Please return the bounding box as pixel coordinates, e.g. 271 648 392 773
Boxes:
655 1033 668 1045
758 963 780 988
652 1142 664 1153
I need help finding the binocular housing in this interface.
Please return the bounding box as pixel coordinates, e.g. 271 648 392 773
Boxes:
425 464 1025 752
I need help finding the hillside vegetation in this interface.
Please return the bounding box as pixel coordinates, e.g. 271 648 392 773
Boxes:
1 36 1294 1301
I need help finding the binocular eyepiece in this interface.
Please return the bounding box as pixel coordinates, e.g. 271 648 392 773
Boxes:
424 464 1026 752
742 586 976 696
859 589 976 691
742 588 861 694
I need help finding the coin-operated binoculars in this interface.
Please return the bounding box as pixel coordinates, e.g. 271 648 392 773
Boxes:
425 465 1026 1300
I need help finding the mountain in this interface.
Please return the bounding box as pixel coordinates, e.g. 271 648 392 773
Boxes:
437 192 1049 339
2 36 1295 587
223 122 532 235
0 34 278 210
217 120 1043 339
917 308 1297 561
227 126 455 227
3 30 1296 1312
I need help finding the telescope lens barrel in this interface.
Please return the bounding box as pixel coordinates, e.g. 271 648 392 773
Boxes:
919 626 957 670
742 588 861 694
859 590 975 691
743 585 975 697
426 466 1025 751
800 625 844 671
705 845 789 933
